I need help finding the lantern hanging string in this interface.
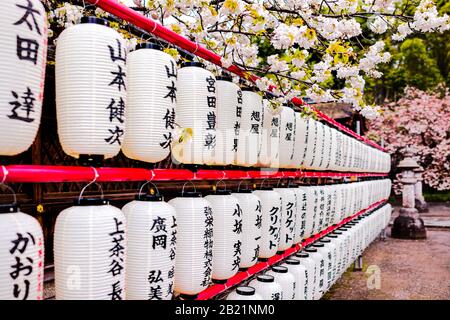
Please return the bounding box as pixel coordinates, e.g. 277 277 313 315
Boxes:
138 170 159 197
78 167 103 200
214 171 227 193
181 180 197 195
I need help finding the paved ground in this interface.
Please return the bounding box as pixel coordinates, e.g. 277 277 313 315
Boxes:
325 203 450 300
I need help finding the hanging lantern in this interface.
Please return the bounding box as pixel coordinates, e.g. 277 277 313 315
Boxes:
303 118 318 170
294 252 317 300
0 0 47 156
55 17 127 160
311 121 325 170
283 259 307 300
226 286 262 300
121 193 177 300
214 75 241 166
303 247 324 300
321 125 332 170
54 198 126 300
168 192 213 298
273 187 296 251
311 186 326 235
253 188 282 259
259 98 281 168
236 88 263 167
249 274 283 300
278 106 296 168
266 266 296 300
231 189 262 270
172 62 216 165
290 112 308 168
0 199 44 300
122 42 176 163
297 186 316 239
290 186 307 244
318 238 337 291
205 191 242 283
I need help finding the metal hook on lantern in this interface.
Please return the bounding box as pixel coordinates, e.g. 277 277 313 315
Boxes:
78 167 104 201
214 171 227 193
237 180 250 192
181 180 197 196
138 170 159 197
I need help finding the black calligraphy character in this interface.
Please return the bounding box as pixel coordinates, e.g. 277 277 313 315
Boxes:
253 243 260 261
269 207 279 224
108 259 124 277
207 96 216 108
255 214 262 229
108 39 126 62
159 132 172 149
148 270 164 284
166 283 173 297
170 230 177 246
256 200 261 213
169 247 176 261
16 36 39 65
152 234 167 250
233 204 242 217
251 111 260 122
269 225 278 236
236 105 242 117
270 128 278 138
105 126 124 145
13 280 30 300
204 133 216 149
10 257 33 280
286 122 293 131
106 98 125 123
8 88 35 123
237 90 243 104
10 233 35 254
109 236 125 258
206 111 216 130
109 65 126 91
14 0 42 35
232 138 238 152
232 219 242 234
233 121 240 135
150 216 167 233
165 60 177 79
168 266 175 279
269 240 277 250
164 81 177 103
285 133 292 141
163 108 175 130
108 281 123 300
232 257 241 271
205 76 216 93
204 227 213 239
250 123 259 134
271 117 279 127
233 240 242 257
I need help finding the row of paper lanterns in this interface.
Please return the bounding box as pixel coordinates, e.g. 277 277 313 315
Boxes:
226 204 392 300
0 11 390 172
0 179 390 300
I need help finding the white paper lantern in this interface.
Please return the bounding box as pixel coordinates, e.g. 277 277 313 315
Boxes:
259 99 280 168
56 17 127 159
303 118 318 169
294 252 316 300
236 88 263 167
252 188 282 259
273 187 296 251
297 186 316 239
290 112 308 168
122 43 176 163
0 0 47 156
0 204 44 300
291 187 307 244
122 194 177 300
214 75 241 166
311 121 326 170
231 190 262 270
168 192 213 298
283 259 307 300
278 106 296 168
205 192 242 282
266 266 296 300
173 62 216 165
226 286 263 300
54 198 126 300
318 238 336 291
249 274 283 300
303 247 324 300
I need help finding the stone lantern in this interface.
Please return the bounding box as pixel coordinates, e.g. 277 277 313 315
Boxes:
414 166 429 213
391 150 427 239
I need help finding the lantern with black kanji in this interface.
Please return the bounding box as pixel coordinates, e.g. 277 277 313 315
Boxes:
214 74 241 166
205 191 241 282
294 252 316 300
273 187 296 252
122 42 177 163
290 112 308 168
236 87 263 167
0 203 44 300
278 106 296 168
297 186 316 239
253 188 282 259
168 192 213 298
283 259 307 300
172 62 216 165
289 185 307 244
54 198 126 300
231 189 262 270
0 0 47 156
55 17 126 160
303 118 318 170
249 274 283 300
122 194 177 300
267 266 296 300
311 121 325 170
259 98 280 168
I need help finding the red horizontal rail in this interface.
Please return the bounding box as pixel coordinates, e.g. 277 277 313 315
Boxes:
85 0 386 152
0 165 388 183
196 199 387 300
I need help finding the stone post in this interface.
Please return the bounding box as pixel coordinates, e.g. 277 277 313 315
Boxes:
391 150 427 239
414 166 429 213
